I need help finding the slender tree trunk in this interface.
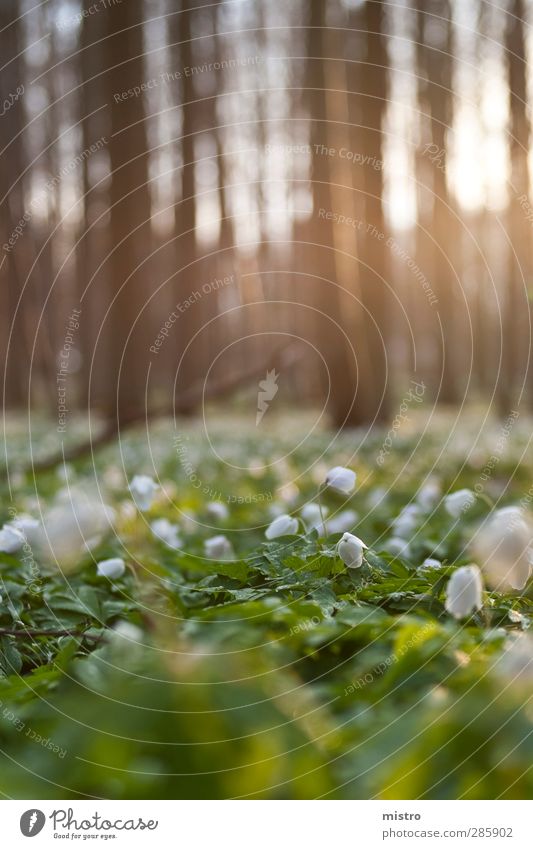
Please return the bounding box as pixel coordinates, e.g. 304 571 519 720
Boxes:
306 0 386 428
357 0 390 422
416 0 458 404
77 3 108 408
169 2 200 412
500 0 530 414
0 1 29 407
103 0 152 421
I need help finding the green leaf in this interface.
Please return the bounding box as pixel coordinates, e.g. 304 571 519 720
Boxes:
0 637 23 675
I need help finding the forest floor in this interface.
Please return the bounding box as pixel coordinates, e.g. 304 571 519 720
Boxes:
0 406 532 799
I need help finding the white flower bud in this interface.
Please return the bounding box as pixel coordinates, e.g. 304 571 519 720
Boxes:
392 504 422 539
129 475 159 511
445 565 483 619
150 519 182 550
337 532 367 569
324 466 356 495
8 514 40 544
444 489 475 518
206 501 229 521
0 524 26 553
96 557 126 580
368 487 387 509
418 557 442 572
416 481 441 511
32 489 115 571
472 506 532 591
265 514 299 539
109 621 145 662
387 536 412 558
112 620 143 642
494 633 533 686
204 534 234 560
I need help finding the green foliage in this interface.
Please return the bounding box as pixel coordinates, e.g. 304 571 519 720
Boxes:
0 414 532 798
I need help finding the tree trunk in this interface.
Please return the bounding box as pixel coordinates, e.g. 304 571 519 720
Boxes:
103 0 152 422
0 1 30 407
500 0 530 414
305 0 390 428
416 0 459 404
356 0 391 422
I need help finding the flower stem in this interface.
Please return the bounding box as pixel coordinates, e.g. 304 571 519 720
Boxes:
317 485 327 534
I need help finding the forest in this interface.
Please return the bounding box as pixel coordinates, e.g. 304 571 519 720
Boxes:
0 0 533 805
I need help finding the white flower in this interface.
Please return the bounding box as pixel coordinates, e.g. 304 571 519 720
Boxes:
444 489 475 518
129 475 159 511
56 462 74 482
8 514 40 544
150 519 182 550
204 534 234 560
472 507 532 591
96 557 126 579
419 557 442 571
265 514 299 539
0 524 26 553
392 504 422 539
324 466 356 495
368 487 387 509
416 481 441 511
492 506 523 522
445 565 483 619
387 536 412 558
494 633 533 686
112 620 143 642
206 501 229 521
33 489 115 571
300 503 328 534
337 532 367 569
109 621 144 661
327 509 358 535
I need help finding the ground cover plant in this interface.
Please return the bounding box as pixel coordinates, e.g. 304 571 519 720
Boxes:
0 410 532 799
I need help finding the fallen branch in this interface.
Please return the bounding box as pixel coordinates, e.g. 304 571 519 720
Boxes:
0 627 91 638
24 342 300 473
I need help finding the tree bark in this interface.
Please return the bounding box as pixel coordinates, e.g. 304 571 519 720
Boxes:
103 0 152 422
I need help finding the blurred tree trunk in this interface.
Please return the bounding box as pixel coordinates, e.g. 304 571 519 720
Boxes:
414 1 440 392
416 0 459 404
212 0 236 383
38 21 62 405
306 0 390 427
472 212 491 394
306 0 347 426
357 0 390 422
103 0 152 421
170 2 199 412
431 1 458 405
500 0 530 414
0 1 30 407
77 3 109 408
